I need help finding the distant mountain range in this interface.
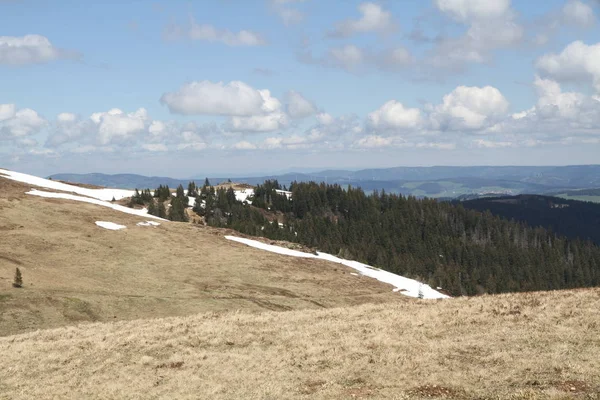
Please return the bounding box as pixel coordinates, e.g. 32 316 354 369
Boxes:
50 165 600 199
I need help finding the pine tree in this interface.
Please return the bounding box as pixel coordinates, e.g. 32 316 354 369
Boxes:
13 268 23 288
157 201 167 219
147 199 157 216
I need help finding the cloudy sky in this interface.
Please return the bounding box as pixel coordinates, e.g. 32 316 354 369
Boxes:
1 0 599 177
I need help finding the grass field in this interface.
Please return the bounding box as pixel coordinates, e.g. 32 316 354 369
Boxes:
1 288 599 399
2 172 600 399
0 176 398 337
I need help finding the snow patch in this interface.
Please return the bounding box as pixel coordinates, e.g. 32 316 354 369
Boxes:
0 169 135 201
225 236 449 299
137 221 161 227
26 189 166 220
95 221 126 230
235 188 254 203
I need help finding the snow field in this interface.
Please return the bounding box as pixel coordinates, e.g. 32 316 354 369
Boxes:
225 236 449 299
95 221 126 230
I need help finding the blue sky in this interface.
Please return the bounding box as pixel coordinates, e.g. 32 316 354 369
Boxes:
1 0 599 178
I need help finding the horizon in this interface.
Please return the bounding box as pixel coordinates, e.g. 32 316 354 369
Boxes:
40 163 600 181
1 0 599 176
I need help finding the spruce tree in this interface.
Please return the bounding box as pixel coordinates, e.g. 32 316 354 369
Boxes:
13 268 23 288
147 199 157 216
157 201 167 219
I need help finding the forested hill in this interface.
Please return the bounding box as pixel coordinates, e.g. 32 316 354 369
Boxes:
460 195 600 245
198 181 600 296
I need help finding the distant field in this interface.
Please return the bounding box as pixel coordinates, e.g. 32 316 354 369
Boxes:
0 177 398 337
555 193 600 203
1 288 598 399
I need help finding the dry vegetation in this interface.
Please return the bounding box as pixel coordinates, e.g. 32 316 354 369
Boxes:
0 176 397 337
2 173 600 399
1 288 599 399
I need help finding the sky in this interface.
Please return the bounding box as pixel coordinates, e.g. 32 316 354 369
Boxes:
1 0 599 178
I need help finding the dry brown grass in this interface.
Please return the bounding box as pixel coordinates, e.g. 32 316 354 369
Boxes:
1 288 599 399
0 175 398 337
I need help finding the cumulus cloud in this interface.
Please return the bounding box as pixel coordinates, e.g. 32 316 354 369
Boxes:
0 35 79 65
164 19 265 46
562 0 596 27
90 108 148 145
429 86 509 131
507 76 600 134
536 41 600 92
228 112 289 132
161 81 281 116
434 0 511 22
268 0 309 26
427 0 522 73
286 90 317 118
0 104 46 143
330 2 397 37
368 100 422 131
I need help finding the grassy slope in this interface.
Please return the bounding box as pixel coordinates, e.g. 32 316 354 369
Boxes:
1 288 599 399
0 176 397 336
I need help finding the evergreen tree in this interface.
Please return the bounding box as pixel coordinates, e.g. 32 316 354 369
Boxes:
147 199 157 216
13 268 22 288
157 201 167 219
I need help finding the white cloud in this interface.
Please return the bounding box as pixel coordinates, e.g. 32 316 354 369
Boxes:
316 112 334 125
429 86 510 131
287 91 317 118
161 81 281 116
0 105 46 142
355 135 394 148
268 0 308 25
90 108 148 145
233 140 257 150
434 0 511 22
328 45 364 71
415 142 457 150
228 112 289 132
536 41 600 92
562 0 595 27
47 112 90 147
0 104 16 121
368 100 422 131
0 35 78 65
427 0 522 73
142 143 169 152
164 19 265 46
331 2 396 37
473 139 514 148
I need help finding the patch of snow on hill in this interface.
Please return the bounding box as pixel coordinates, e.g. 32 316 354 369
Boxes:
96 221 126 230
26 189 166 220
275 189 292 199
225 236 449 299
235 188 254 203
0 169 135 201
137 221 161 227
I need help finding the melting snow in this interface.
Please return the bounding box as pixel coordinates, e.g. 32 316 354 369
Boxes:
225 236 449 299
0 169 135 201
26 189 165 220
95 221 126 230
137 221 161 227
235 188 254 203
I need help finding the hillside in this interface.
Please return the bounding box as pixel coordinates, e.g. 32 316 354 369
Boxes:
461 195 600 245
0 170 403 336
1 288 598 399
